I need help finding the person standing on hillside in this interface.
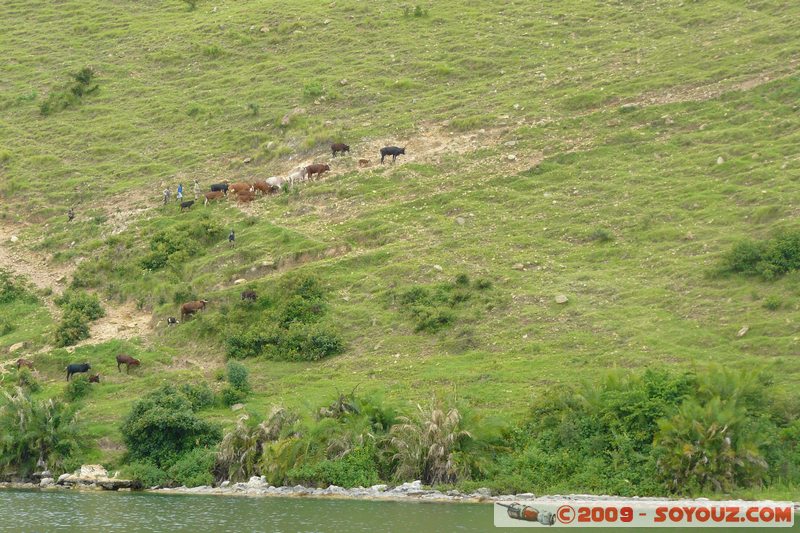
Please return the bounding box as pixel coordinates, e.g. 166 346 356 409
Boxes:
67 208 74 222
193 179 201 200
229 229 235 247
163 188 171 205
176 183 183 202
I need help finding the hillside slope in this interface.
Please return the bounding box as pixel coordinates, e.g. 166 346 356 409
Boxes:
1 0 800 492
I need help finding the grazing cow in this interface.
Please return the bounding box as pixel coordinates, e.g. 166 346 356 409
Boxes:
380 146 405 163
287 167 307 186
204 191 225 205
116 354 140 374
180 200 195 211
210 183 229 195
16 358 34 370
229 182 254 195
305 163 330 180
181 299 208 321
358 158 370 168
66 363 91 381
236 191 256 203
331 143 350 157
266 176 285 190
167 316 179 326
88 374 101 383
252 180 279 195
241 289 257 302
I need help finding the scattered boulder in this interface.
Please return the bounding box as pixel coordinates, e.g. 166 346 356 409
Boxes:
736 325 749 338
507 154 517 161
512 263 525 271
231 403 245 412
455 217 465 226
243 157 252 164
9 342 25 353
555 294 569 304
716 156 724 165
433 265 443 272
57 464 141 491
620 103 637 112
504 140 517 147
10 235 18 243
234 278 247 285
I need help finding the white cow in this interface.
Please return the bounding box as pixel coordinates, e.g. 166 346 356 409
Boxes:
266 176 285 189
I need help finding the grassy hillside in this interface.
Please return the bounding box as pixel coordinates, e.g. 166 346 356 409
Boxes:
1 0 800 496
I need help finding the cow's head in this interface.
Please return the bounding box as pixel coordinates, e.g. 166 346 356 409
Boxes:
400 147 406 154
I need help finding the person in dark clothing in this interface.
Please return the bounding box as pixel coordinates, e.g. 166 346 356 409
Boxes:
67 208 75 222
229 229 235 247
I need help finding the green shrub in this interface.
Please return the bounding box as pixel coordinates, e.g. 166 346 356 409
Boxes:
226 361 250 393
0 388 81 477
287 446 380 488
279 295 327 327
763 295 782 311
167 448 215 487
53 310 91 347
220 386 247 407
179 383 215 410
0 269 38 304
39 67 98 116
122 461 169 488
55 291 104 320
267 323 344 362
589 228 614 243
302 82 324 100
0 317 15 336
395 276 494 333
723 231 800 280
64 375 91 402
120 385 221 467
16 367 40 393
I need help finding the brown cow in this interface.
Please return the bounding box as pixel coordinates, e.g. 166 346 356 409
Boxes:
16 358 34 370
305 163 330 180
252 180 279 195
358 158 371 168
181 299 208 321
241 289 257 302
116 354 140 374
88 374 101 383
204 191 225 205
236 191 256 203
331 143 350 157
229 182 253 195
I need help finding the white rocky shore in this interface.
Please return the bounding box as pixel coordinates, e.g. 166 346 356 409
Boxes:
3 470 798 511
151 477 800 510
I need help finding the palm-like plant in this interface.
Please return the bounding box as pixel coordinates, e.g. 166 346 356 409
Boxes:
390 400 472 485
0 388 80 477
654 396 767 493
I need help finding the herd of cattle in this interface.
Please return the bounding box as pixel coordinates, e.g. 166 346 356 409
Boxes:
15 353 141 382
20 143 407 385
177 143 407 209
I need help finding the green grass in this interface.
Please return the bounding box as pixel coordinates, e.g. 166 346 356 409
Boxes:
2 0 800 498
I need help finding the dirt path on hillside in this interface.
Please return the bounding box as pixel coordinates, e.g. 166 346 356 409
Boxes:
0 222 153 351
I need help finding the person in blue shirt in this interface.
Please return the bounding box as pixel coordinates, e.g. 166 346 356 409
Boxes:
176 183 184 202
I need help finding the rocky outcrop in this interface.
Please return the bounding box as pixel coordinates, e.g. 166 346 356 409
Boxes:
56 465 141 491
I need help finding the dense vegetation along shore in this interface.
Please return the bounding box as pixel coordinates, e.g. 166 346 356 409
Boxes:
2 0 800 501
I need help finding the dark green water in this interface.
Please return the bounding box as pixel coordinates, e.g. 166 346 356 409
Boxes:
0 490 796 532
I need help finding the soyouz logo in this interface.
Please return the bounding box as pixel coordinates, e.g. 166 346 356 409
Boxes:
493 500 796 528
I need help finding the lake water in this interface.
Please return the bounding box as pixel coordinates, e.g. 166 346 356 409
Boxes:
0 490 796 532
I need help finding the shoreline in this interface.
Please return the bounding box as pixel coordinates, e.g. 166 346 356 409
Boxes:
3 479 799 510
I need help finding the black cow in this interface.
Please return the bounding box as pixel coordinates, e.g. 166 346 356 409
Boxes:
241 289 257 302
167 316 179 326
180 200 194 211
210 183 229 195
66 363 91 381
380 146 405 163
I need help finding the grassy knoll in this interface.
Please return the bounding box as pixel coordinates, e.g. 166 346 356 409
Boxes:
1 0 800 497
